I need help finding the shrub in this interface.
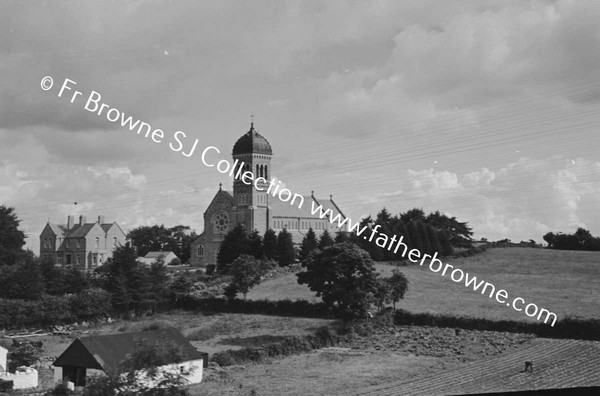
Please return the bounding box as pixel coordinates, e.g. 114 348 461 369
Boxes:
205 264 216 275
0 379 14 392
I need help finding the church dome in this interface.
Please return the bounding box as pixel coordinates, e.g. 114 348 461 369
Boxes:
232 123 273 156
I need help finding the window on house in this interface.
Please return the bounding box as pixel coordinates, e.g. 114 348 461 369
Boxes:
76 239 80 248
113 237 118 247
197 245 204 257
93 255 97 265
57 256 62 264
66 254 72 265
95 237 99 248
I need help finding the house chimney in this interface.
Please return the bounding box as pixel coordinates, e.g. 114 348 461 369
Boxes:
67 215 75 230
97 215 105 224
79 215 87 225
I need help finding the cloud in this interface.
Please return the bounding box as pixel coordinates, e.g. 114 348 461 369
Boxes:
362 157 600 242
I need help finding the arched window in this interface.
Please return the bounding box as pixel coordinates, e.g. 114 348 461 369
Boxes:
197 245 204 257
259 164 264 178
256 164 259 178
264 165 268 179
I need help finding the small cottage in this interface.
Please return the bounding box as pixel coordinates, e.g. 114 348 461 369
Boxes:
138 251 180 266
0 346 39 390
53 328 207 389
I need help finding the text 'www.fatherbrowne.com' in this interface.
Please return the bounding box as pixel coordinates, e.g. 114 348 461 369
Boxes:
309 201 558 327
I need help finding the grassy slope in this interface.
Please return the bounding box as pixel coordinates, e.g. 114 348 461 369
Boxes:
247 247 600 322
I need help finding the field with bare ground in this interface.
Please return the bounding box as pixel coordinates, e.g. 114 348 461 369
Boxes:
188 324 537 396
247 247 600 322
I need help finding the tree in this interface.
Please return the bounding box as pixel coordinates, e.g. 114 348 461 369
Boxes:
276 229 296 266
334 231 350 243
104 244 155 316
227 255 262 299
425 210 473 248
297 242 380 319
299 228 318 261
386 269 409 309
62 265 90 294
318 230 334 250
262 229 278 260
40 256 65 295
216 224 249 274
128 225 197 264
0 205 26 266
0 253 44 300
247 230 263 259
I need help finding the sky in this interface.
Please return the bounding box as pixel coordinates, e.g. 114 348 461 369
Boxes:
1 0 599 254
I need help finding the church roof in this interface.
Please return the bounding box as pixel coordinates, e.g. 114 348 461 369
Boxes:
232 123 273 156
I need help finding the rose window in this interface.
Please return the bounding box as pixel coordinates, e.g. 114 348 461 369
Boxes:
214 212 229 233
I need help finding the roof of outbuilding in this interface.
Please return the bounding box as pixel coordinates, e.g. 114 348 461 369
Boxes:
145 251 177 259
53 328 205 373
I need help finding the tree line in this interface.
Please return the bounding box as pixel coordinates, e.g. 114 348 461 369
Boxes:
543 228 600 251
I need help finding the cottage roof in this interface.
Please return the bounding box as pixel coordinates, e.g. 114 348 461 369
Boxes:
53 328 205 373
145 251 176 259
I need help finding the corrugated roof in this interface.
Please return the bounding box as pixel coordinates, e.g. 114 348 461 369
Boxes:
53 328 206 373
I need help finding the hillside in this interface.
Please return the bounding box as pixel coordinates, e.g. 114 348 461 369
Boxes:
247 247 600 322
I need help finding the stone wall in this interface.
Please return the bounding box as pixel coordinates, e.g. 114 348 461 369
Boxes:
0 367 39 390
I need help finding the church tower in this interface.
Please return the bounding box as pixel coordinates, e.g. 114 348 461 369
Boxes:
231 121 272 234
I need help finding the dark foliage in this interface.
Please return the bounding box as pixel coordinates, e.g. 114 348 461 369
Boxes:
127 224 197 264
299 228 318 261
0 205 26 266
276 228 296 266
543 228 600 251
297 242 380 319
262 229 278 261
217 224 249 273
317 230 334 250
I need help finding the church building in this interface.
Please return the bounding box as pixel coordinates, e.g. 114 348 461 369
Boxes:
190 123 348 267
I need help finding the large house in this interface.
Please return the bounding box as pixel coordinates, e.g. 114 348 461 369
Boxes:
39 215 127 270
190 122 349 267
53 328 207 389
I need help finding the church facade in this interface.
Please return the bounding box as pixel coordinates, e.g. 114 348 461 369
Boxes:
189 123 348 267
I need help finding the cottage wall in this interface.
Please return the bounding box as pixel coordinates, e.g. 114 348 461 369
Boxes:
0 367 38 390
0 346 7 372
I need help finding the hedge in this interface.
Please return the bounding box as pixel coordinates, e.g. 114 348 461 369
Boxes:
212 326 340 366
393 309 600 341
175 296 333 318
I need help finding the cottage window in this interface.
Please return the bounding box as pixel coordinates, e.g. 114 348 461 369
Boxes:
113 236 118 247
76 239 81 248
95 237 100 248
197 245 204 257
66 254 72 265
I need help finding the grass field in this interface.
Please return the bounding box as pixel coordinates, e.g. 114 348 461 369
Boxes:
247 247 600 322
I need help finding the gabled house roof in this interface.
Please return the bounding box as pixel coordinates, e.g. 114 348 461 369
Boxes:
43 222 120 239
53 328 206 373
145 251 177 259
